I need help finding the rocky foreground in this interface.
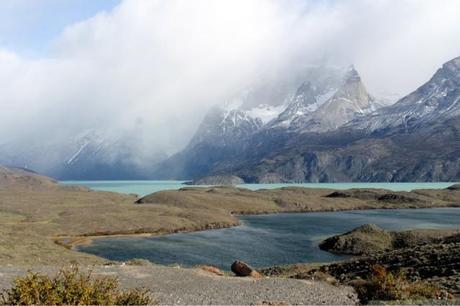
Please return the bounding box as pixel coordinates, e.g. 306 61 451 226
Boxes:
0 263 358 305
319 241 460 296
263 225 460 301
317 226 460 295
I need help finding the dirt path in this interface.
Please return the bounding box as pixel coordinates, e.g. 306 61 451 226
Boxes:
0 264 358 305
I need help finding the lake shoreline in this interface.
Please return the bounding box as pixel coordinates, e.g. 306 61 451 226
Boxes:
64 183 460 251
70 205 460 256
1 168 458 267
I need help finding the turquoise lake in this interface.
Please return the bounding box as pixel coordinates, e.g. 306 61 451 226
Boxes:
61 180 458 197
64 181 460 269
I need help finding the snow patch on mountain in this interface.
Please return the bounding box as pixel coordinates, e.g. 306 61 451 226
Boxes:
67 142 89 165
349 56 460 132
245 104 286 124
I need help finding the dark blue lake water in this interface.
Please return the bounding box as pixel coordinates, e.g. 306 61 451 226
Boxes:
77 208 460 269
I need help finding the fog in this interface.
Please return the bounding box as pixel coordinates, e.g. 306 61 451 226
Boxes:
0 0 460 157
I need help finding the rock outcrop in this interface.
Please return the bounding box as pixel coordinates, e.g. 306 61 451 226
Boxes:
315 242 460 295
186 175 245 185
447 184 460 191
319 224 393 255
319 224 460 255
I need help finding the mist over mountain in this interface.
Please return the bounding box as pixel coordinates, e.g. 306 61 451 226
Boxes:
0 129 166 179
154 56 460 182
0 1 459 180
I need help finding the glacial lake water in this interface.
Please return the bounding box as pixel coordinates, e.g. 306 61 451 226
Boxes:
77 208 460 269
60 180 458 197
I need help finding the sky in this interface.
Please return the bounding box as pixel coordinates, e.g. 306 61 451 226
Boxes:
0 0 460 158
0 0 120 56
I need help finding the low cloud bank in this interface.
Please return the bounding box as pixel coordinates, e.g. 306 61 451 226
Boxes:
0 0 459 158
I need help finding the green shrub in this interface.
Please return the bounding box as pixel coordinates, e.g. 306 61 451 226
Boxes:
352 265 451 304
1 267 153 305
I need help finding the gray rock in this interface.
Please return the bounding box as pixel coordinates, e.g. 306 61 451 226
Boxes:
447 184 460 191
186 175 245 185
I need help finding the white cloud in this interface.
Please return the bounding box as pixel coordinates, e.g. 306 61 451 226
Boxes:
0 0 459 159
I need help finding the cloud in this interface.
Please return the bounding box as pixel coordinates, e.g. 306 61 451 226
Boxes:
0 0 459 159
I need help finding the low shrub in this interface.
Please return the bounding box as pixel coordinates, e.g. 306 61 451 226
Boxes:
352 265 451 304
1 267 153 305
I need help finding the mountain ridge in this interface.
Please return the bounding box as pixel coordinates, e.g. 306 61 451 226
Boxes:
153 57 460 183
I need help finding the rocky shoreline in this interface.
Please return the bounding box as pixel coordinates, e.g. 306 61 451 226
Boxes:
262 224 460 302
319 224 460 255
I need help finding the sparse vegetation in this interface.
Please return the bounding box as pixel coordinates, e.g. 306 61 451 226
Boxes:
351 265 451 304
0 171 458 266
1 267 153 305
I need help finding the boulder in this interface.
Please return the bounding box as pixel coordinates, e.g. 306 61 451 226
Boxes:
231 260 261 278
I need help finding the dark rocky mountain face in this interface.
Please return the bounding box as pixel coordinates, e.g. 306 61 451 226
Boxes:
154 57 460 182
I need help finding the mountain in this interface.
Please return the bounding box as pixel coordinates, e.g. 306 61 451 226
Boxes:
350 56 460 133
188 106 263 148
268 66 384 132
153 65 389 180
154 57 460 182
0 129 166 180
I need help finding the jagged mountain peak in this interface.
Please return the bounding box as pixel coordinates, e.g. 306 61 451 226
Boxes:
331 66 373 110
349 55 460 133
284 66 378 132
344 65 361 82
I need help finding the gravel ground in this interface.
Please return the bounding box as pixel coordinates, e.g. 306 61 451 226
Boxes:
0 264 358 305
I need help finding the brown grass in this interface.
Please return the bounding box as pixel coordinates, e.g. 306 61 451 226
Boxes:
0 184 457 266
351 265 452 304
1 267 153 305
